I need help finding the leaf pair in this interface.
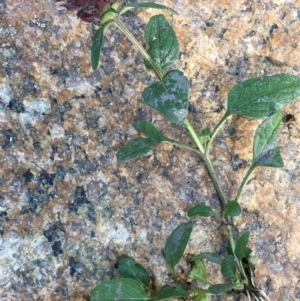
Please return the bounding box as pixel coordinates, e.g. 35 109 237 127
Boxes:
142 14 189 124
225 74 300 168
187 201 241 218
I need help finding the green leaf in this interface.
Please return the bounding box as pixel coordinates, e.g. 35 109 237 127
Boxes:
120 3 178 15
142 70 189 124
144 14 179 72
155 285 186 300
134 121 168 143
198 128 211 143
117 137 157 162
226 74 300 119
90 278 151 301
194 290 209 301
252 112 284 168
187 205 215 218
163 222 193 269
117 255 150 286
91 27 104 71
192 252 223 265
235 231 250 261
221 255 237 278
208 284 235 295
223 201 241 217
188 259 209 284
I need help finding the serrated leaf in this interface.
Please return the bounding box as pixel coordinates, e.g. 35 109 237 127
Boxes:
188 259 209 284
221 255 237 278
235 231 250 261
134 121 168 143
163 222 193 269
226 74 300 119
91 27 104 70
155 285 186 300
187 205 215 218
252 112 283 168
90 278 151 301
117 255 150 286
142 70 189 124
144 14 179 72
224 201 241 217
192 252 223 265
121 3 178 15
208 284 235 295
117 137 157 162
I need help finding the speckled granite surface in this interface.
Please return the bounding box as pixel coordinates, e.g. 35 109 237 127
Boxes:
0 0 300 300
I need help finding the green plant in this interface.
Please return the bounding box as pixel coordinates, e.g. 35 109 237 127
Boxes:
57 1 300 300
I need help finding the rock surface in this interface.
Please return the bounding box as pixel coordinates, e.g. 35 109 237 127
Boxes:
0 0 299 300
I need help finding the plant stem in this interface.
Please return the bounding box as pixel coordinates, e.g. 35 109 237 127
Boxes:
184 119 206 153
184 119 228 207
205 113 229 157
164 140 203 156
115 18 163 80
235 164 255 203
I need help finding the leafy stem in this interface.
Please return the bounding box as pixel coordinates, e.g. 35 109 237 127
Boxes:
116 15 229 209
184 119 228 207
115 18 163 80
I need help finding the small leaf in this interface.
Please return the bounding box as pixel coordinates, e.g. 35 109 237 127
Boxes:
117 137 157 162
91 27 104 70
194 290 209 301
252 112 283 168
192 252 223 265
235 231 250 261
155 285 186 300
163 222 193 269
188 259 209 284
208 284 235 295
90 278 151 301
120 3 178 15
134 121 168 143
198 128 211 143
117 255 150 286
224 201 241 217
226 74 300 119
142 70 189 124
221 255 237 278
145 14 179 72
187 205 215 218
